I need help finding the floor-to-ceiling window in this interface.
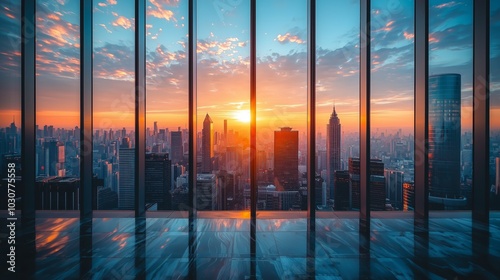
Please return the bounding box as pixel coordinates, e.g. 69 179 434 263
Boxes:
316 0 360 213
35 0 80 211
428 0 473 212
0 0 21 211
145 0 189 212
93 0 135 211
370 0 414 214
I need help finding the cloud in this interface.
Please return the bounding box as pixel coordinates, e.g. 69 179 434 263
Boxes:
94 43 135 81
276 33 305 44
112 16 133 29
434 1 460 9
148 0 177 21
196 37 247 57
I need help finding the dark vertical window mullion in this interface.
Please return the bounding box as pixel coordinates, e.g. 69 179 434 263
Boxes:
414 0 429 224
188 0 197 221
20 1 36 276
307 0 316 228
306 2 317 276
250 1 257 277
135 0 146 217
80 0 93 220
21 0 36 221
472 0 490 226
359 0 371 233
188 0 198 279
250 0 257 233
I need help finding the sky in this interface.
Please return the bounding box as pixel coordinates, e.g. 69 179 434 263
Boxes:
0 0 499 136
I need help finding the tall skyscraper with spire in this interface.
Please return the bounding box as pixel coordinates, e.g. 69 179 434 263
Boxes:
202 113 214 173
327 105 341 199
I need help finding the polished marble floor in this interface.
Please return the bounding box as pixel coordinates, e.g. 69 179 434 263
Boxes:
1 211 500 279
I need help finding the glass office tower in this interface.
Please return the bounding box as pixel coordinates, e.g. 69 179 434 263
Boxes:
428 74 465 208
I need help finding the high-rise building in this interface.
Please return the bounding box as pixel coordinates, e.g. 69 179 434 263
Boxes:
349 158 385 211
36 177 79 210
314 175 325 207
202 114 213 173
385 170 404 210
145 153 172 210
43 140 65 177
171 128 183 164
274 127 299 191
327 106 341 199
428 74 461 199
197 173 217 210
402 181 415 211
118 148 134 210
153 121 158 135
334 170 350 210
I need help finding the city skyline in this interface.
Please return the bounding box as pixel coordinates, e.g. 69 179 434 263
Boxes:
1 0 500 133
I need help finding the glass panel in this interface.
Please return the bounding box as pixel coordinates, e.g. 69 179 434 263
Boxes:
316 0 360 212
93 0 135 210
196 0 250 211
145 0 189 211
370 0 414 212
429 0 472 211
490 0 500 211
0 0 21 210
35 0 80 210
256 0 307 213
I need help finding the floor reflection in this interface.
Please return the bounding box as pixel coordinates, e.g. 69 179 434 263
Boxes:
2 214 499 279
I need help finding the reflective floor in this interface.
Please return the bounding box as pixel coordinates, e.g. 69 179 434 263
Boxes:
1 211 500 279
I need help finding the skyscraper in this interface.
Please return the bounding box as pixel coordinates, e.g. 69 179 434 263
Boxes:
171 128 183 164
274 127 299 191
385 170 404 210
145 153 172 210
118 148 134 210
402 182 415 211
327 106 341 199
197 173 217 210
428 74 461 199
153 121 158 135
334 170 350 210
202 114 213 173
349 157 385 211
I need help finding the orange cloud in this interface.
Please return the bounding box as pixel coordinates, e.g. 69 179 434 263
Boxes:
148 0 176 21
403 31 414 40
47 14 61 21
112 16 132 29
276 33 305 44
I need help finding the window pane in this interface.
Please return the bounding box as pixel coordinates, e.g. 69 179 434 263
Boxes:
36 0 80 210
145 0 189 211
255 0 308 213
429 0 472 210
196 0 250 211
371 0 414 212
0 0 21 210
93 0 135 210
316 0 360 212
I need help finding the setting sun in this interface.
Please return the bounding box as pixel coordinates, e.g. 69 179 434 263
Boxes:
233 110 251 123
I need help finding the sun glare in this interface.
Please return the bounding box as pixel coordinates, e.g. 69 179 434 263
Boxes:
233 110 251 123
